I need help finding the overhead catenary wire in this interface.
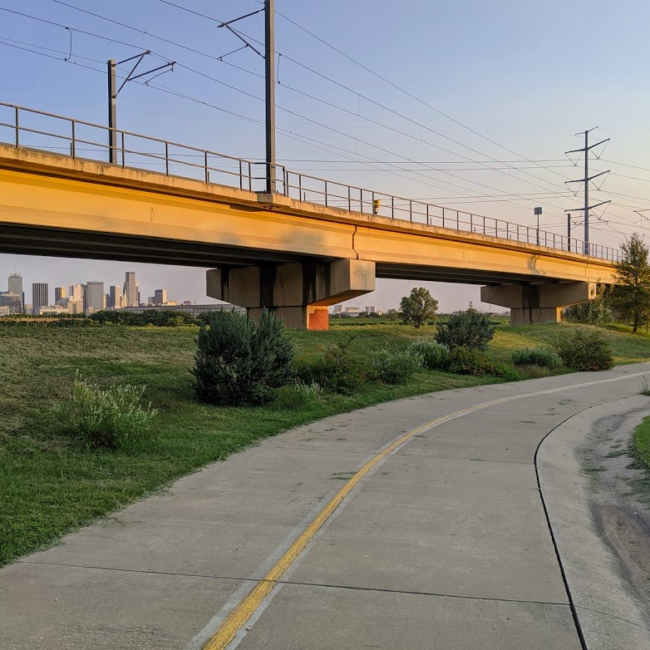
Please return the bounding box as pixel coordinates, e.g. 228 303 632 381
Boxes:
37 0 591 217
6 0 642 246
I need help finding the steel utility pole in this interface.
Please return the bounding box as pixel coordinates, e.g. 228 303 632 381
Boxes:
565 128 611 255
108 59 117 164
265 0 276 193
107 53 174 164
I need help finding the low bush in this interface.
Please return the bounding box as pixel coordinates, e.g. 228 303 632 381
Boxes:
554 329 614 371
435 309 496 351
297 341 365 394
273 380 322 410
512 346 562 369
191 310 294 406
445 347 496 376
493 364 523 382
408 339 449 370
60 376 157 449
371 349 422 384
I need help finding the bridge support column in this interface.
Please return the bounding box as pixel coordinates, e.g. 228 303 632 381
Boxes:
481 282 599 326
206 259 376 330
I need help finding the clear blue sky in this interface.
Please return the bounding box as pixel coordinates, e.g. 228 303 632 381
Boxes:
1 0 649 309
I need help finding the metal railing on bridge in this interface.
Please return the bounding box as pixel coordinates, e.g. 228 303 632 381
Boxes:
0 101 620 262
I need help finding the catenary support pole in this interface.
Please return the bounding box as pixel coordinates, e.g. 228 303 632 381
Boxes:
265 0 276 193
108 59 117 164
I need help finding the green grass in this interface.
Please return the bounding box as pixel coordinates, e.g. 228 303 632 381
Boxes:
3 319 650 567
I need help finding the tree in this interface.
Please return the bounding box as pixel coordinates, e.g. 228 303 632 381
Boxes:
400 287 438 328
611 233 650 333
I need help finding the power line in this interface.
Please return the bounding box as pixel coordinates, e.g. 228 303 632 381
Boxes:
270 5 576 190
37 0 585 215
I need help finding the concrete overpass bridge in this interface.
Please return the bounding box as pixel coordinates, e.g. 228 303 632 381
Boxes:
0 102 618 329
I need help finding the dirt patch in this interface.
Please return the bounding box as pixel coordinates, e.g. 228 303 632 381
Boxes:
582 410 650 608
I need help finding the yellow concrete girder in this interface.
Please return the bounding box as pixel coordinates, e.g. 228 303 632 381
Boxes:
0 169 357 260
0 147 617 286
353 226 616 285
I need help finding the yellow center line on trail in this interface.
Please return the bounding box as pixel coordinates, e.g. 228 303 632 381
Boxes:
201 369 649 650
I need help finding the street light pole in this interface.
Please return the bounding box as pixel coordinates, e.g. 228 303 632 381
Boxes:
534 206 542 246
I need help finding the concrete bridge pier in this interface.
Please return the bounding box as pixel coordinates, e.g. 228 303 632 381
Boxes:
481 282 599 326
207 259 376 330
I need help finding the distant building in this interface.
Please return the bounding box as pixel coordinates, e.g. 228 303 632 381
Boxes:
123 272 139 307
32 283 48 314
332 305 343 314
0 292 21 313
147 296 155 306
38 305 69 315
154 289 168 306
8 273 23 311
108 285 122 309
68 283 84 303
85 281 105 314
365 306 376 314
344 306 361 315
54 286 67 304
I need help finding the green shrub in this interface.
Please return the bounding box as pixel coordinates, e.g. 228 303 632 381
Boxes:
191 310 294 406
494 364 523 382
408 340 449 370
371 349 422 384
61 376 157 449
512 346 562 369
435 309 496 351
273 380 322 410
297 341 364 394
554 329 614 371
445 347 496 376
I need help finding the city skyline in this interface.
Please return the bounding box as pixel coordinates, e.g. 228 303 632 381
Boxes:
0 267 209 315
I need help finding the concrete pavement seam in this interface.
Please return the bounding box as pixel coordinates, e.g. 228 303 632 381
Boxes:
16 559 571 607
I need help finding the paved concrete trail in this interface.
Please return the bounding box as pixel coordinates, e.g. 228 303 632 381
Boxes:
3 364 650 650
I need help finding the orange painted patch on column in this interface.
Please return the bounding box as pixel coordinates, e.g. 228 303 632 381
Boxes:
308 307 329 331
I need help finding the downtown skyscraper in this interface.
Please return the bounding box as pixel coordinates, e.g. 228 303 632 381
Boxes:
123 272 139 307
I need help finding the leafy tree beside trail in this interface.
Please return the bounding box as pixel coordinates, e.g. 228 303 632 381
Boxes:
400 287 438 328
611 233 650 333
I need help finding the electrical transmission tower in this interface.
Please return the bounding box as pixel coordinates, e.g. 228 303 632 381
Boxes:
565 127 611 255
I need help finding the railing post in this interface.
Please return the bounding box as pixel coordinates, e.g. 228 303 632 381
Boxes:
392 196 395 219
426 203 429 225
517 224 519 241
165 142 169 176
470 213 473 232
204 152 209 183
121 131 125 167
239 160 243 190
410 200 413 222
71 120 76 158
324 180 328 207
506 221 509 239
348 185 351 211
442 208 445 228
15 106 19 146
